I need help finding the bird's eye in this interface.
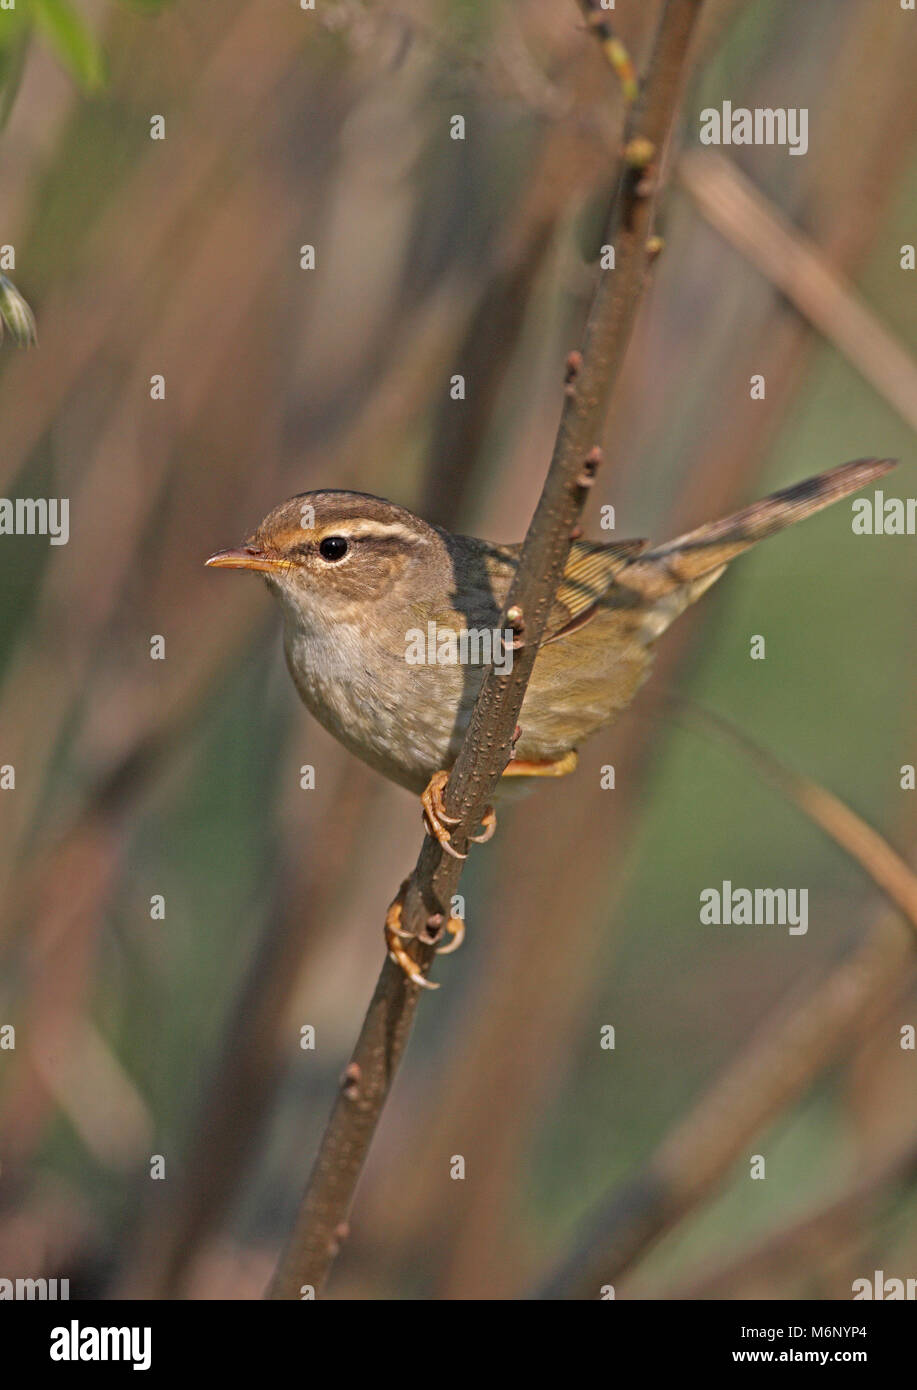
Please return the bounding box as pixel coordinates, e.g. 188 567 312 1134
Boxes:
318 535 349 561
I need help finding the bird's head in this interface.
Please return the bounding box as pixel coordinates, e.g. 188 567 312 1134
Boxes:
206 489 446 632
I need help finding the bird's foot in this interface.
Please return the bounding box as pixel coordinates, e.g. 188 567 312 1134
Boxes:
421 770 464 857
384 880 465 989
421 769 498 856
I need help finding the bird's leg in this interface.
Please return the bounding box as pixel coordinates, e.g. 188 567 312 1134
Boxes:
502 749 579 778
384 879 465 988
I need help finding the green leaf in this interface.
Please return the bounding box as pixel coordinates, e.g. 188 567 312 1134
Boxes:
0 26 30 134
31 0 105 92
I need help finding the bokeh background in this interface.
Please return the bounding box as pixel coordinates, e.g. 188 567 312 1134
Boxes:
1 0 916 1300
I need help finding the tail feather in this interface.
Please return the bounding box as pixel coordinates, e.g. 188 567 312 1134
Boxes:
636 457 895 589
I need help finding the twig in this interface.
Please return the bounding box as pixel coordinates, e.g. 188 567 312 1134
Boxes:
267 0 706 1301
577 0 639 104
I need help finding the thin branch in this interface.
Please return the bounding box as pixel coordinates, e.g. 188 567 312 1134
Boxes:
577 0 639 104
267 0 706 1301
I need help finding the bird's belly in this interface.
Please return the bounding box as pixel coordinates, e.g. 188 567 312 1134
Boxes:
284 624 481 793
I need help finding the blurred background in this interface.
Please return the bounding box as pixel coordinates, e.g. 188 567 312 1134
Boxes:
1 0 916 1300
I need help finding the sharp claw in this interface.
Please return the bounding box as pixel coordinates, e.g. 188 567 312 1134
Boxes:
423 811 468 858
468 805 496 845
439 840 468 861
387 948 439 989
435 918 465 956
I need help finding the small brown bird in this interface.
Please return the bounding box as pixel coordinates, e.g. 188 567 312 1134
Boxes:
208 456 893 978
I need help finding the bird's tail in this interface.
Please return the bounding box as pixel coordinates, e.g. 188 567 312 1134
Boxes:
624 457 895 602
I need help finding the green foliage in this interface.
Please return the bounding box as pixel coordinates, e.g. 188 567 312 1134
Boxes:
0 8 29 131
0 0 172 125
31 0 105 90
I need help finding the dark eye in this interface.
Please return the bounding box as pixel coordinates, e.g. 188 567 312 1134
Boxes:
318 535 349 561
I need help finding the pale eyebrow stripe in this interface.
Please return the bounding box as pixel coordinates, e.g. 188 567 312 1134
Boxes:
314 521 431 545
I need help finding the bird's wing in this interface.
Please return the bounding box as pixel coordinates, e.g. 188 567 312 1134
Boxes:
541 539 647 645
451 535 646 643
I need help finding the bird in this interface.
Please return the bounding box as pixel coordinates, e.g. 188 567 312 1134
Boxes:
207 455 894 981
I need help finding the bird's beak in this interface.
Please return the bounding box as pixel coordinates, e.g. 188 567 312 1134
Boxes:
205 545 289 573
